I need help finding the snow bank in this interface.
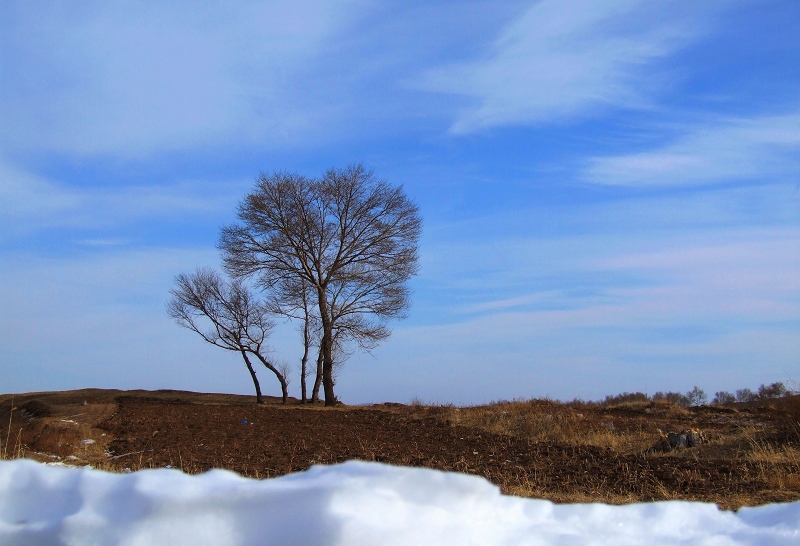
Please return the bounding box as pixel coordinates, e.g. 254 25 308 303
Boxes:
1 459 798 545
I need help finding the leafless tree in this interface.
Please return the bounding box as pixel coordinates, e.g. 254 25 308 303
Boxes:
265 275 351 403
296 280 314 403
220 164 421 406
167 268 289 404
265 275 319 403
310 325 351 402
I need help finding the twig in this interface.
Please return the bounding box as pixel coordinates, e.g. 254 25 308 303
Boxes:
3 396 15 459
108 449 152 460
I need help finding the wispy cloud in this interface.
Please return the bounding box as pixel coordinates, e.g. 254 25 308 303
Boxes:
0 1 365 157
584 112 800 186
412 178 800 324
432 227 800 325
417 0 713 133
0 160 82 221
74 238 131 248
0 157 248 239
594 230 800 319
354 227 800 403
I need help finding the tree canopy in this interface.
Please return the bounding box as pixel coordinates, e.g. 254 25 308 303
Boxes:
220 165 421 405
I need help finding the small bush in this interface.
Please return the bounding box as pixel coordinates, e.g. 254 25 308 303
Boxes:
653 391 690 407
736 388 757 403
712 391 736 405
757 382 789 400
602 392 649 406
686 386 707 407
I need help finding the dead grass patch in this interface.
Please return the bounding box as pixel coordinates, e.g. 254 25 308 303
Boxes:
423 398 667 453
1 397 116 466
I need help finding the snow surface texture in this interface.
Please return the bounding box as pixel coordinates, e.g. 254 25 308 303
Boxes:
1 459 799 546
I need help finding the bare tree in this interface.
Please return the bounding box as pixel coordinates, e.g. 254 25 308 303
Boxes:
310 325 352 402
297 280 314 403
264 275 347 404
220 164 421 406
167 268 289 404
265 275 319 403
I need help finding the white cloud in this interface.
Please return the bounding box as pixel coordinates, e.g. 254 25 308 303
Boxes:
451 229 800 325
596 232 800 321
444 225 800 323
417 0 711 132
0 1 365 157
0 156 248 239
413 179 800 325
74 238 131 248
0 160 82 221
584 112 800 186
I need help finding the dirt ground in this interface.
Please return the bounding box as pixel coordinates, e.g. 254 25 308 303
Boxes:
2 389 799 510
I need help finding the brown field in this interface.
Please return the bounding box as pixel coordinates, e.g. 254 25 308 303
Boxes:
2 389 799 510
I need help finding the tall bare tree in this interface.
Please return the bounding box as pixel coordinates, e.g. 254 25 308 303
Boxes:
268 277 351 403
264 275 319 403
167 268 289 404
297 279 314 403
309 323 352 402
220 164 421 406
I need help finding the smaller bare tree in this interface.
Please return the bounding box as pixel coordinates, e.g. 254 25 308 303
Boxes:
167 268 288 404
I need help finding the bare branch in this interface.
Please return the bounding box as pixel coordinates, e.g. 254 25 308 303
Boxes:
167 268 288 404
219 165 421 406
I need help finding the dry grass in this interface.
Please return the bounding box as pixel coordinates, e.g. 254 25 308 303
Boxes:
0 397 115 467
1 407 23 460
404 395 800 506
421 398 684 453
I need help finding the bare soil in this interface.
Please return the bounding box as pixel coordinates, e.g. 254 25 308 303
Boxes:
2 389 799 510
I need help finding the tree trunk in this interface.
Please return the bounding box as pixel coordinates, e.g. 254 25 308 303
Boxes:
317 286 337 406
322 336 335 406
300 354 308 403
311 347 323 402
240 350 263 404
251 351 289 404
300 316 310 403
280 378 288 404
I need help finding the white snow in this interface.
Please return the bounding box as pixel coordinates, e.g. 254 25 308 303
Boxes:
1 459 798 545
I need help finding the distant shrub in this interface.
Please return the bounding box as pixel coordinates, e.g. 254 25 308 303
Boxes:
590 382 795 411
603 392 649 405
757 382 789 400
653 391 690 407
736 388 757 403
711 391 736 405
686 386 707 407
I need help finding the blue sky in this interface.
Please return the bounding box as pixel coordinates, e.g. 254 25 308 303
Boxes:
1 0 798 404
